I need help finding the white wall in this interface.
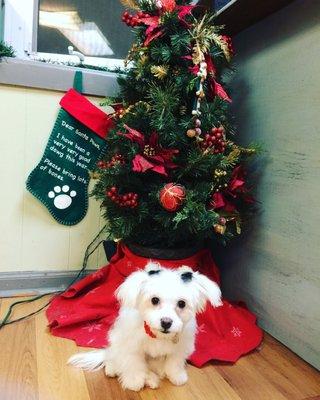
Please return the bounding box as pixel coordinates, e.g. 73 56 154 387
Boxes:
0 85 106 272
219 0 320 370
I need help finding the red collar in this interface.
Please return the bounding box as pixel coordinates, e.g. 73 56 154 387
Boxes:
144 321 157 339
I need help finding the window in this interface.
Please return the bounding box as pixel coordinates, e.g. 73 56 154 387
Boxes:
214 0 235 12
3 0 133 68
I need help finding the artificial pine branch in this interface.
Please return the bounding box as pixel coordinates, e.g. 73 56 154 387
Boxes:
0 41 15 60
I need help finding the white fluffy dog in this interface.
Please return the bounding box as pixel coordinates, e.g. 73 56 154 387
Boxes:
68 262 222 391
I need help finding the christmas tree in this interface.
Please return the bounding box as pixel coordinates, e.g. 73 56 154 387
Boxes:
92 0 258 249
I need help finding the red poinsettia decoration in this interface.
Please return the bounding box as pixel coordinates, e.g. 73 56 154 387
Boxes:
210 166 254 212
119 125 178 177
139 1 195 46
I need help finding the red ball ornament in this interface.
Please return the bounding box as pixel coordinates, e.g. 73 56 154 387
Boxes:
159 183 186 212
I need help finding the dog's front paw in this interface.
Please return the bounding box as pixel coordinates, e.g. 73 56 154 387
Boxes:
146 371 160 389
104 363 116 378
120 374 146 391
167 369 188 386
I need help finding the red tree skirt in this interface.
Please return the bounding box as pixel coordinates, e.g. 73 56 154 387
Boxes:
46 242 263 367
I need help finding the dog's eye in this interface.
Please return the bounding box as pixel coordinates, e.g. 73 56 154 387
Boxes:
177 300 186 309
151 297 160 305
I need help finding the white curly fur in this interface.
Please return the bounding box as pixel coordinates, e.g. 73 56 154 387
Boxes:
68 262 222 391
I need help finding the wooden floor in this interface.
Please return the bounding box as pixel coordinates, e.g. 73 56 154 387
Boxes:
0 297 319 400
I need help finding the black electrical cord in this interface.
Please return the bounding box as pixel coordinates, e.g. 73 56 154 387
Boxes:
0 225 107 329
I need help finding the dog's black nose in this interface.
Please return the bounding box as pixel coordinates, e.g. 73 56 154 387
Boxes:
161 318 173 330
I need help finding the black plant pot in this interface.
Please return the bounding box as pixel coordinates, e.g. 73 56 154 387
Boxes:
124 241 204 260
103 239 204 261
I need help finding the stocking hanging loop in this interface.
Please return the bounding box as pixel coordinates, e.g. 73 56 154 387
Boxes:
73 70 83 93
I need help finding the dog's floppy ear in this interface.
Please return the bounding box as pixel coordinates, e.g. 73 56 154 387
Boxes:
178 265 194 282
115 269 148 308
177 266 222 312
145 261 162 275
115 261 162 308
193 272 222 312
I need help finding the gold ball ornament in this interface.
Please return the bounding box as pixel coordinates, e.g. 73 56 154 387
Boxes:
214 224 226 235
187 129 196 138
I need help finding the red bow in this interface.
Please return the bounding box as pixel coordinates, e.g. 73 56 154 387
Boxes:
119 125 178 177
140 3 195 46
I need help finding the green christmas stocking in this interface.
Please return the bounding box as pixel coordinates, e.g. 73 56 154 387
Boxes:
26 71 114 225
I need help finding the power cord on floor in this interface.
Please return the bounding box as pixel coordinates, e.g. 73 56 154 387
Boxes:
0 225 108 329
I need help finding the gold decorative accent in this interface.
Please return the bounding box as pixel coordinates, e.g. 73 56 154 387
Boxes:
214 224 226 235
151 65 168 80
179 105 187 115
190 14 233 64
140 54 149 65
226 148 241 164
214 169 227 178
119 0 139 10
236 220 241 234
119 101 151 119
143 145 156 156
124 43 140 66
212 33 232 62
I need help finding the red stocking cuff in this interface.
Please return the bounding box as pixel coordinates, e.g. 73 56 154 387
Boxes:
60 89 114 139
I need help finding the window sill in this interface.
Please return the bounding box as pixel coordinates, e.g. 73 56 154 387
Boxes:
0 58 119 97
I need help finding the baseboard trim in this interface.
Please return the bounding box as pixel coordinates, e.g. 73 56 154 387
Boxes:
0 270 95 297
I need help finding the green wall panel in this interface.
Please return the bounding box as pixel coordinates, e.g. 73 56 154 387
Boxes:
220 0 320 370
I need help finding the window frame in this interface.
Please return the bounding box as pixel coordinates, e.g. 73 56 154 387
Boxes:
3 0 126 68
0 0 4 39
0 0 126 96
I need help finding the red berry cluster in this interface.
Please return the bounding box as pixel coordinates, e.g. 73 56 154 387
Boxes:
222 35 234 55
106 187 139 208
201 127 226 153
97 154 125 169
121 11 150 27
